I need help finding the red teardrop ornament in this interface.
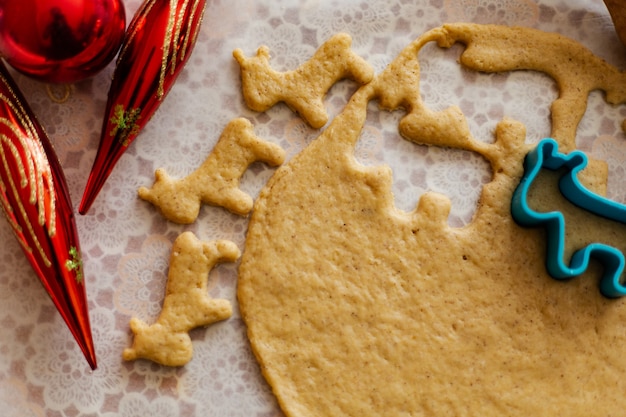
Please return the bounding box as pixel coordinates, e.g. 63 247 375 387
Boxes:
79 0 206 214
0 0 126 83
0 62 96 369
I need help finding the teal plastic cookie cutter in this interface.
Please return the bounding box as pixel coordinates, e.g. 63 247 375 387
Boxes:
511 138 626 298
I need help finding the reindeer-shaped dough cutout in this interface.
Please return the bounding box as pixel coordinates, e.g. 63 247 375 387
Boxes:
233 32 374 129
122 231 240 366
138 117 285 224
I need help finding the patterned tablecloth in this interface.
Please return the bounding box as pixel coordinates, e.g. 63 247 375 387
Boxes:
0 0 624 415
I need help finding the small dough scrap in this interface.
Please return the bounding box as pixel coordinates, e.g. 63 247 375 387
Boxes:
233 33 374 128
123 231 240 366
434 23 626 148
138 117 285 224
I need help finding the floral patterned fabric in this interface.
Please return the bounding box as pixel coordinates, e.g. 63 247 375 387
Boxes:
0 0 624 415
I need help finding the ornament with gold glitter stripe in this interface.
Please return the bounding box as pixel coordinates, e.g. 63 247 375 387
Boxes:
0 62 97 369
79 0 207 214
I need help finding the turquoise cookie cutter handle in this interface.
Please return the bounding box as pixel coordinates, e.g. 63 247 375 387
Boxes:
511 138 626 298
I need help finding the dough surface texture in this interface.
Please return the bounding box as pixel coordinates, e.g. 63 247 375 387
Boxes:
238 24 626 416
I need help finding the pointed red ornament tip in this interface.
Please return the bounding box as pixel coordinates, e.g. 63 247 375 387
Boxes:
0 62 97 369
79 0 207 214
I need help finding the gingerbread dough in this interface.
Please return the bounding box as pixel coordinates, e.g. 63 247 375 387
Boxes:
237 24 626 416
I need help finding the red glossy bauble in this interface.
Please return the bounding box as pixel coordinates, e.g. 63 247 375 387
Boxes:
0 0 126 83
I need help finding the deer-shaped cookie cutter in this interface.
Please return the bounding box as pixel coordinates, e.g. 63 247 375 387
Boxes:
511 138 626 298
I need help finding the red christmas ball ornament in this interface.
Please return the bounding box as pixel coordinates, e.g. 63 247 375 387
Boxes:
0 0 126 83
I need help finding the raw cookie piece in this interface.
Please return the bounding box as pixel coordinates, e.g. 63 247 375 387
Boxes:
138 117 285 224
233 33 374 128
238 24 626 417
123 231 239 366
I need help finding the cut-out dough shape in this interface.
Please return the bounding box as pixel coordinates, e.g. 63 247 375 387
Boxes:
233 32 375 128
138 117 285 224
123 231 240 366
